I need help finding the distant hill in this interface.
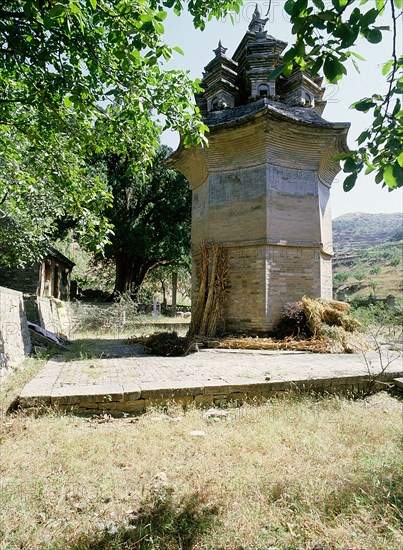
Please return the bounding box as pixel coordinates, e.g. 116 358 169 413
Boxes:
332 213 402 299
333 212 403 251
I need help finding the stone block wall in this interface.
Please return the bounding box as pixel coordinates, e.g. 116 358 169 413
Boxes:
0 265 39 296
192 243 323 334
0 286 31 373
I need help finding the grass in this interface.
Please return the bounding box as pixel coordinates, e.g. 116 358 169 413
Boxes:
70 314 190 341
0 358 402 549
0 354 51 417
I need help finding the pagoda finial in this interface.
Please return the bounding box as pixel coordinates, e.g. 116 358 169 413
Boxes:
213 39 228 57
248 3 268 33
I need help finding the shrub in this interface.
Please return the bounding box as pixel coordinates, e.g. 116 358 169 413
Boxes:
273 301 311 339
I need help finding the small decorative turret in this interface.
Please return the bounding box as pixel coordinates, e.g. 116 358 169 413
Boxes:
195 40 238 114
248 4 269 33
213 40 228 57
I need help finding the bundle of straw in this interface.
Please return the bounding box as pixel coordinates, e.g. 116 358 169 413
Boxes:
302 296 364 353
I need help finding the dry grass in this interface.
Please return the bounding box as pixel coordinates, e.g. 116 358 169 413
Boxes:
0 362 402 550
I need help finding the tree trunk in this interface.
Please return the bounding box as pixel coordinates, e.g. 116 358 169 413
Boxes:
114 252 135 296
114 252 161 302
171 271 178 317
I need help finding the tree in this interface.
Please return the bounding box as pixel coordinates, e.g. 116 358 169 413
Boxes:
0 0 243 265
271 0 403 191
96 145 191 299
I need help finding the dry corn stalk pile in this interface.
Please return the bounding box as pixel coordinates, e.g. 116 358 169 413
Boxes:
199 298 364 354
201 336 329 353
188 242 229 338
302 297 364 353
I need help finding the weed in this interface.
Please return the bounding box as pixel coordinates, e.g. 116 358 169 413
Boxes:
0 392 402 549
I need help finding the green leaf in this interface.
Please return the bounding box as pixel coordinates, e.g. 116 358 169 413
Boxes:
366 28 382 44
284 0 296 15
343 173 357 192
376 0 385 13
312 0 325 9
360 8 378 27
267 64 286 81
364 165 376 174
344 157 357 172
64 96 73 107
310 57 323 75
155 11 168 21
333 0 349 9
383 164 399 189
323 56 347 83
375 170 384 184
357 130 370 145
394 0 402 8
89 0 97 9
283 61 294 79
382 59 394 75
49 5 65 18
398 152 403 168
172 46 184 55
351 98 375 112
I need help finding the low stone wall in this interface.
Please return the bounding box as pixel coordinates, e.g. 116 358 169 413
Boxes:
37 297 72 336
19 368 401 416
0 286 31 374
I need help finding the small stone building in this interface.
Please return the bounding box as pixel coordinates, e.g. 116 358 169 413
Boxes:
169 6 350 333
0 248 75 301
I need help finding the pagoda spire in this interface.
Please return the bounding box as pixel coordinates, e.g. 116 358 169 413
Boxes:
248 3 268 33
213 40 228 57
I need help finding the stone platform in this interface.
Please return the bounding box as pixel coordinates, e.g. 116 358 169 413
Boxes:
18 338 403 415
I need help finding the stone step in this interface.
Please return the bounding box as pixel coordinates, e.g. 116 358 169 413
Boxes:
392 378 403 389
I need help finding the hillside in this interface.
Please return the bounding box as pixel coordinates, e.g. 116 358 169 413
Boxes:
332 212 402 300
333 212 402 251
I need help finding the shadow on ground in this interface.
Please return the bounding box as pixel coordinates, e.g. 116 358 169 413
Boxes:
64 338 147 361
68 489 220 550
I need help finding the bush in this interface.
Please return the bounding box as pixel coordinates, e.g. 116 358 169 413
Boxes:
353 270 367 282
352 302 403 327
273 301 311 339
333 271 350 285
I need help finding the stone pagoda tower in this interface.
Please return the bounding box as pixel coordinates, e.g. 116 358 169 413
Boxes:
169 5 350 334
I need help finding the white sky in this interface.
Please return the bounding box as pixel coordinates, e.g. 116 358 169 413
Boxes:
160 0 403 219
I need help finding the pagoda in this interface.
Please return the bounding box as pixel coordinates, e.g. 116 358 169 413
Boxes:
169 5 350 333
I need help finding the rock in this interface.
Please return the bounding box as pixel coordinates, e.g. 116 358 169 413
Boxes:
203 408 229 421
153 471 169 490
189 430 206 437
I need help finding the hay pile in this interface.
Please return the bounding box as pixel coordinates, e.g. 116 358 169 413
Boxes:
302 297 364 353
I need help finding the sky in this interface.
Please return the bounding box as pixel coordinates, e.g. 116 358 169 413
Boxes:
160 0 403 219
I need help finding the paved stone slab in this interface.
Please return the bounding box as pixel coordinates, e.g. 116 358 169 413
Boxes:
393 378 403 389
17 338 403 413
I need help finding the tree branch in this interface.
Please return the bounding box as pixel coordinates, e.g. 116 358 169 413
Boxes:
0 10 27 19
